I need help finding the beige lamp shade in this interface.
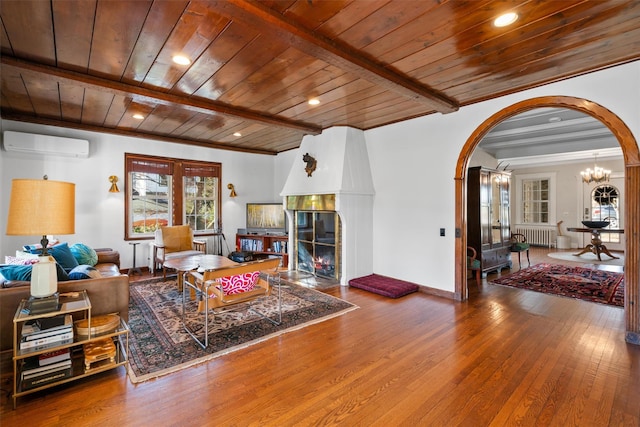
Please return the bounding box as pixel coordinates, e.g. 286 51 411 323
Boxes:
6 178 75 299
6 179 75 237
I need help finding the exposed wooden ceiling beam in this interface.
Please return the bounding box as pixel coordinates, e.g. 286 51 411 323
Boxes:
211 0 459 114
0 112 278 155
0 56 323 135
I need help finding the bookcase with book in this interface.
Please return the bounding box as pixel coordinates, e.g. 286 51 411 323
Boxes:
236 233 289 266
11 290 129 408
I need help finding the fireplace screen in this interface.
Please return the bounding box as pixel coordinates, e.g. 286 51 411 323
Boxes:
295 211 340 280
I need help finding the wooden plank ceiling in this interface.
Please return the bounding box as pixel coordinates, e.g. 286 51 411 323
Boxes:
1 0 639 155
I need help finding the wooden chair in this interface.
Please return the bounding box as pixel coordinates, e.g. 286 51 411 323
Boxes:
182 257 281 349
510 233 531 269
467 246 482 288
153 225 206 278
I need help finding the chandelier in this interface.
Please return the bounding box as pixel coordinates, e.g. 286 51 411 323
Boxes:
580 154 610 184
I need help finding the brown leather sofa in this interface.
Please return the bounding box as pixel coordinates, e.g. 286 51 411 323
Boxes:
0 249 129 352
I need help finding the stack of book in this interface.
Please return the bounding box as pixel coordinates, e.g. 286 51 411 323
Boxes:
20 314 74 350
20 349 72 390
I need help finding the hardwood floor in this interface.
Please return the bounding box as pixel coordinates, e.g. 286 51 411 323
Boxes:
1 248 638 426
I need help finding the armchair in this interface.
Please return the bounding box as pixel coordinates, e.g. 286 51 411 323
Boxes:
467 246 482 288
182 257 281 348
510 233 531 269
153 225 206 278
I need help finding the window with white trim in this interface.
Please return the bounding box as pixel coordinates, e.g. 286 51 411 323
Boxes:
522 178 549 223
515 173 556 225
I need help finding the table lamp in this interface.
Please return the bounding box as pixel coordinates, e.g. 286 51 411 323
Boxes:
5 177 75 298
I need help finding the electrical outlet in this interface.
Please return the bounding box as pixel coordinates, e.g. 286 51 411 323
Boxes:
440 228 445 237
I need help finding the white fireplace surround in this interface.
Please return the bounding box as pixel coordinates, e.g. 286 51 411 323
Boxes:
280 127 375 286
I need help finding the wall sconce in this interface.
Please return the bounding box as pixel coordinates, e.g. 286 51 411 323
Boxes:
109 175 120 192
227 183 237 197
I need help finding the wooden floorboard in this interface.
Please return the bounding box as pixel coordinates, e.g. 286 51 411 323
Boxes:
1 248 638 426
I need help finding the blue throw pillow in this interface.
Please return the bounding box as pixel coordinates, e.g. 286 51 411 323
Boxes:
68 265 101 280
70 243 98 267
49 243 79 272
0 265 32 281
56 263 70 281
0 263 70 281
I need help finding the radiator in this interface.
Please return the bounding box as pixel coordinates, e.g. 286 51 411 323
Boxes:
514 227 555 248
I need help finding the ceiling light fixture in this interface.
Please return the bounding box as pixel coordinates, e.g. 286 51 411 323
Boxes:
132 114 145 120
233 132 242 137
172 55 191 65
494 12 518 27
580 153 610 184
308 98 320 106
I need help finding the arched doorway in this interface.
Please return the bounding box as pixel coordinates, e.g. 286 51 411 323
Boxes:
454 96 640 344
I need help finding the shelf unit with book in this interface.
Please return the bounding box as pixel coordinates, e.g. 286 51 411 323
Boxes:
236 233 289 266
11 290 129 408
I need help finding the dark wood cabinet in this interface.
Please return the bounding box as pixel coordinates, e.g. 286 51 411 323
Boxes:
467 166 512 275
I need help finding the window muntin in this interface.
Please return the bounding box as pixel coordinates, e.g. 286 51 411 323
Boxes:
513 172 556 226
131 172 171 234
125 154 221 239
522 178 550 224
591 184 619 243
184 176 218 232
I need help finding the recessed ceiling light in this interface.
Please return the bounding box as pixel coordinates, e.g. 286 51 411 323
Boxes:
308 98 320 106
233 132 242 137
132 113 145 120
172 55 191 65
494 12 518 27
548 116 562 123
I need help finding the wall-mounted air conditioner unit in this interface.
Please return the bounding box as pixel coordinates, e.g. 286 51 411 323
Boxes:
2 131 90 158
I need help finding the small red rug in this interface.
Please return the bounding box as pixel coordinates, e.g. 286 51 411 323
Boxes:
349 274 419 298
492 263 624 307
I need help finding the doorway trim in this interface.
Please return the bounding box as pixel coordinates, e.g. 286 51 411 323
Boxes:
454 96 640 344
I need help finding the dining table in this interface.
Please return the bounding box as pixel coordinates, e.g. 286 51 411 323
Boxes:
566 227 624 260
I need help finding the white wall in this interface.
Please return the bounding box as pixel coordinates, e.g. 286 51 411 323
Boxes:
468 147 499 169
0 122 278 269
364 61 639 292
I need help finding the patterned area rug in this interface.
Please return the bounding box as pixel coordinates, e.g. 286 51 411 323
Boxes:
491 263 624 307
127 278 358 383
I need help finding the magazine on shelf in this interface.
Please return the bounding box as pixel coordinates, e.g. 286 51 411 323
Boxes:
21 367 72 390
21 314 73 338
19 331 74 350
22 325 73 342
21 358 72 378
38 348 71 366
